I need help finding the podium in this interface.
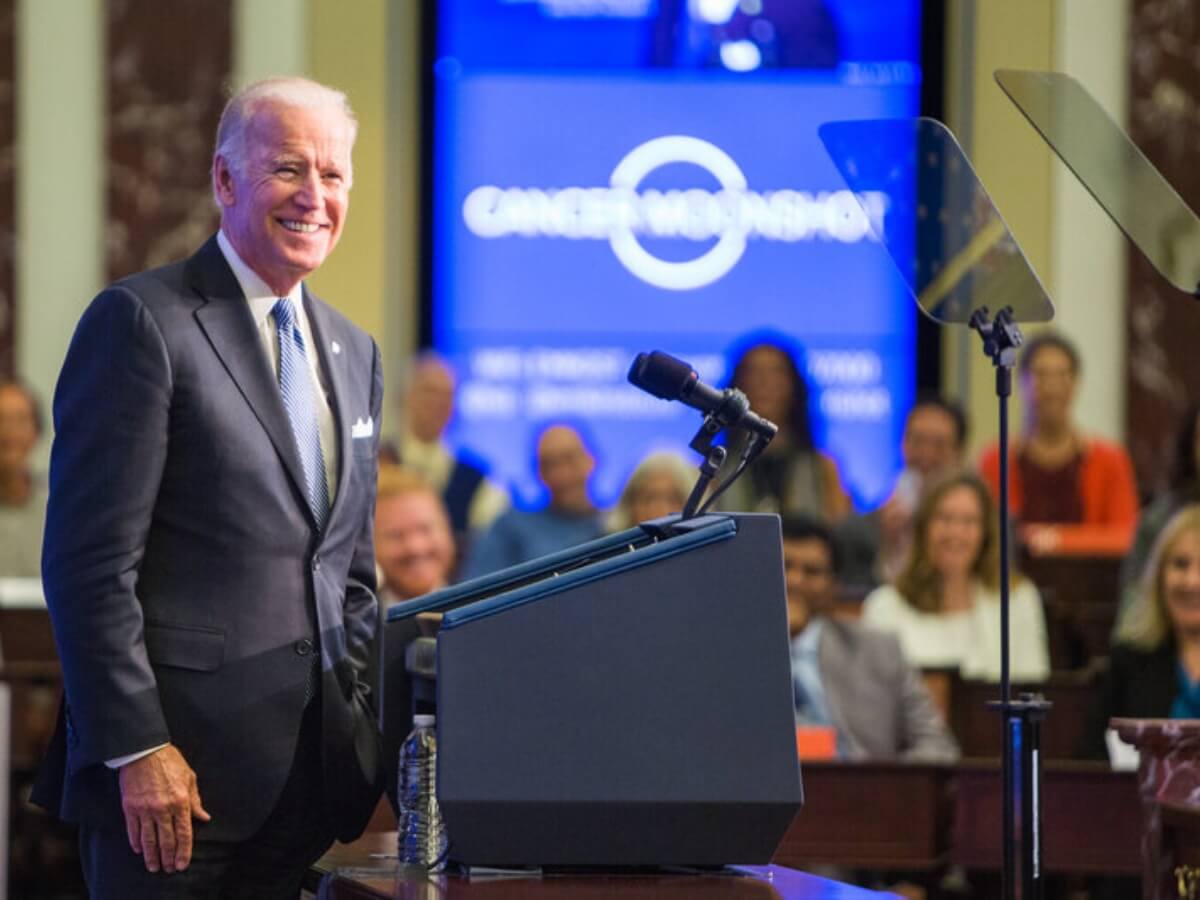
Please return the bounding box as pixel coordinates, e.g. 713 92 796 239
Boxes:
383 512 802 867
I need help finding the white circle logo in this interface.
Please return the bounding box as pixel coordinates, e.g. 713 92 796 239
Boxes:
607 136 748 291
460 137 886 292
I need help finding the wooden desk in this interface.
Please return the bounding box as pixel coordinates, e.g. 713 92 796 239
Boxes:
0 607 56 663
773 761 948 870
1022 554 1121 611
1020 553 1121 670
775 759 1139 876
2 660 61 770
1161 800 1200 869
951 760 1141 875
308 832 900 899
945 672 1097 760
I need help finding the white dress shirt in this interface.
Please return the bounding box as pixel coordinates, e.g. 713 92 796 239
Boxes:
217 229 339 502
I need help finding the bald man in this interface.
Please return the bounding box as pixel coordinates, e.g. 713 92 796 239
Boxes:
386 353 507 546
464 424 605 578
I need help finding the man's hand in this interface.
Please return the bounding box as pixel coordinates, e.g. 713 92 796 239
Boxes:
118 744 211 873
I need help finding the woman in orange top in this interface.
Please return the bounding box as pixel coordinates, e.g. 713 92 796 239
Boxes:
977 331 1138 556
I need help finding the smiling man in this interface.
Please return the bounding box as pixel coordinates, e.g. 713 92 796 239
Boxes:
374 465 456 605
33 78 384 898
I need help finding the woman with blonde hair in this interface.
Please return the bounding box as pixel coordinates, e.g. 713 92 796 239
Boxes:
862 471 1049 681
607 452 694 531
1082 504 1200 757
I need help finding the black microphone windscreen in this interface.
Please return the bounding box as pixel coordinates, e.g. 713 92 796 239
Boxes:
628 351 695 401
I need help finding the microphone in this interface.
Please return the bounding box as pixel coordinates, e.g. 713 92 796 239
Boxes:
627 351 778 441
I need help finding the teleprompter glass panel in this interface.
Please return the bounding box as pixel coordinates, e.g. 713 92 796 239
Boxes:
997 68 1200 296
818 116 1054 323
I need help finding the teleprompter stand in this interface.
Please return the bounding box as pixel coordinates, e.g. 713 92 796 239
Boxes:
820 116 1058 900
972 305 1053 900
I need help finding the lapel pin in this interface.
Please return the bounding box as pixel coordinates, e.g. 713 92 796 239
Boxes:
331 340 342 355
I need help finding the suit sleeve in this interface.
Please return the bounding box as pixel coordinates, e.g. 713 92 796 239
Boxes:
342 338 383 694
884 635 960 763
41 287 173 771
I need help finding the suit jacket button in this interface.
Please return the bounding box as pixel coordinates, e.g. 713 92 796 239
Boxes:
295 638 314 656
311 555 321 572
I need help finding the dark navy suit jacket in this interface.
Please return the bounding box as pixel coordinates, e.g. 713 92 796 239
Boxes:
33 235 385 843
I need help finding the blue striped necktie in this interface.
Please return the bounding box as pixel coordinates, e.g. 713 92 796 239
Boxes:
271 298 330 531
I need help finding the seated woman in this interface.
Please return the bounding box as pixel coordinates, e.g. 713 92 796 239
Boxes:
862 471 1050 682
607 452 693 531
1082 504 1200 758
1119 401 1200 616
717 337 851 522
978 331 1138 556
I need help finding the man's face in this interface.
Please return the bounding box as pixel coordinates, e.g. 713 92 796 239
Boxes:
537 426 594 513
0 385 39 477
406 360 455 444
782 536 836 637
903 405 961 478
374 490 455 602
214 100 353 296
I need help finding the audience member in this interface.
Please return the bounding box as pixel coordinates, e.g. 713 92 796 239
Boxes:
718 338 851 521
464 423 606 577
1119 401 1200 617
783 515 959 761
0 380 47 578
1083 504 1200 758
862 472 1050 681
838 394 968 590
978 331 1138 556
374 465 455 606
607 452 693 531
383 352 508 544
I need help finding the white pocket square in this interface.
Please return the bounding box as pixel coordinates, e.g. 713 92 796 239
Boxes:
351 416 374 439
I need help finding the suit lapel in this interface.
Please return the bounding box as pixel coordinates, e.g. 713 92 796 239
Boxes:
187 237 313 524
303 288 352 528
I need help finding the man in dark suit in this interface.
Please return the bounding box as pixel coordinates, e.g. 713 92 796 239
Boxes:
783 515 958 761
34 77 384 898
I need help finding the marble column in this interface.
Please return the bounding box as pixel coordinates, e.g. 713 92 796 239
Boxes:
1126 1 1200 496
105 0 232 281
0 0 13 379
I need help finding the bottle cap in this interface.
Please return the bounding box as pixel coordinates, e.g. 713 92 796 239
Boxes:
413 714 436 728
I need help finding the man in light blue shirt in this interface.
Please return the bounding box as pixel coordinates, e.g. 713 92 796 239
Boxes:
783 515 958 761
465 423 605 578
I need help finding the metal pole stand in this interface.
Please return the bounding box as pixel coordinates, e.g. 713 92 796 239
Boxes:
969 305 1052 900
987 692 1052 898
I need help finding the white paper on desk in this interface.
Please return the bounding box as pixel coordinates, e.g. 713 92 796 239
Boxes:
0 578 44 608
1106 727 1140 771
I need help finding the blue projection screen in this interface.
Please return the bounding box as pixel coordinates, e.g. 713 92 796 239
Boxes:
431 7 922 510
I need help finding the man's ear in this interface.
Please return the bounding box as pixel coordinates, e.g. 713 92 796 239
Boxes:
213 155 236 207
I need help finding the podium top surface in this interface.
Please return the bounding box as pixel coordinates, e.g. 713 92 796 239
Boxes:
385 514 739 628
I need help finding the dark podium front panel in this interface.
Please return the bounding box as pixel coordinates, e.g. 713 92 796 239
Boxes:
432 513 802 867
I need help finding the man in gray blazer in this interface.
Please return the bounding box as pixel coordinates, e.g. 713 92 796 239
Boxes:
783 515 958 761
34 77 384 898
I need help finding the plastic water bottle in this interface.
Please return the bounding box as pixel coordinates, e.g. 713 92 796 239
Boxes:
397 714 448 869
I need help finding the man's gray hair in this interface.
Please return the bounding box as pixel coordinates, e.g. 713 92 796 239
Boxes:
212 77 358 198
